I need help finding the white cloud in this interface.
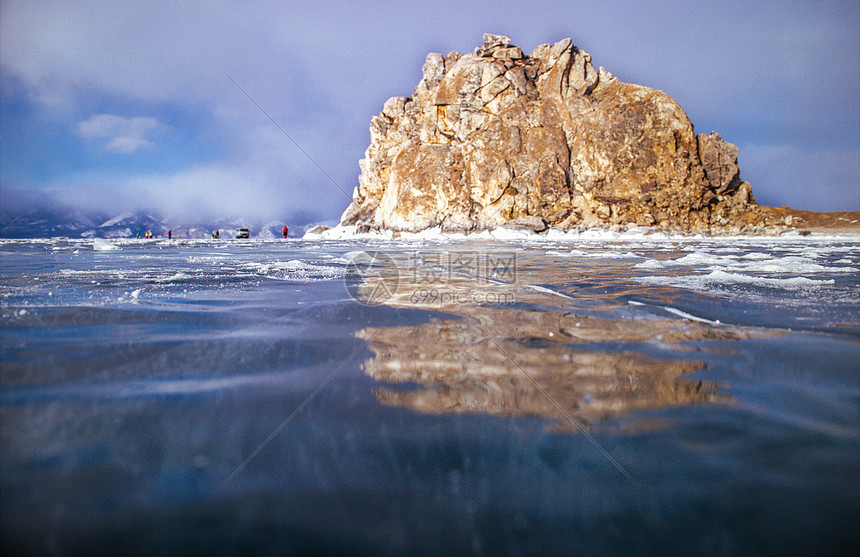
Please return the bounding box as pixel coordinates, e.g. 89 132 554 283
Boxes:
45 152 350 225
78 114 165 153
103 135 153 154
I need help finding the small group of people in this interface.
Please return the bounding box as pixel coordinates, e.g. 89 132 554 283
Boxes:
134 230 174 239
133 226 290 240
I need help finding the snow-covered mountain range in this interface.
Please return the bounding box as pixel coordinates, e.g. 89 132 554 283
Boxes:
0 207 325 239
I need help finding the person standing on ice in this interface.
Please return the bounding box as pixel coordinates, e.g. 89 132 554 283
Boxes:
168 230 172 240
283 225 289 239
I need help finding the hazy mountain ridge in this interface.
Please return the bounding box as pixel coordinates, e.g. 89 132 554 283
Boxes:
0 207 324 239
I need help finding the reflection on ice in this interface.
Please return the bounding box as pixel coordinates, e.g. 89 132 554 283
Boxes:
359 310 731 429
352 248 750 429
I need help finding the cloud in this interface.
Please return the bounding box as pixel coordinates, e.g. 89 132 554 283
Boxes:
77 114 165 154
42 146 351 225
1 0 858 216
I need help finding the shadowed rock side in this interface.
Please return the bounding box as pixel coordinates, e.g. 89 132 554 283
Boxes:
357 307 735 429
341 33 771 234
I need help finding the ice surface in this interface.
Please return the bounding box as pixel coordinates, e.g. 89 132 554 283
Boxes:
1 235 858 555
308 224 860 244
92 238 120 251
547 249 641 259
638 269 836 290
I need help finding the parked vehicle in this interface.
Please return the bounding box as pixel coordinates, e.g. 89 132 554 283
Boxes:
236 228 250 239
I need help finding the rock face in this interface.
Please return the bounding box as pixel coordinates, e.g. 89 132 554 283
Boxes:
340 34 765 233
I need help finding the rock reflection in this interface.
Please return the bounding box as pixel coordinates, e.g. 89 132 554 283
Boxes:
354 250 739 429
358 306 737 429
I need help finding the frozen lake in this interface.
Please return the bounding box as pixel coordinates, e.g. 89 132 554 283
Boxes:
1 234 858 555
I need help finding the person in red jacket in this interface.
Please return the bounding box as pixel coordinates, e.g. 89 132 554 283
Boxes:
283 225 289 239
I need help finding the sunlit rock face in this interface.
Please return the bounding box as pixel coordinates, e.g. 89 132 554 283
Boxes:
341 33 762 234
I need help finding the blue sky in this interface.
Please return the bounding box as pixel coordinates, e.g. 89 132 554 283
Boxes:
1 0 858 224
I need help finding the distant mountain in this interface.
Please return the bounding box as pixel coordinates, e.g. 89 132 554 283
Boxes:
0 207 105 238
95 212 167 239
0 207 328 239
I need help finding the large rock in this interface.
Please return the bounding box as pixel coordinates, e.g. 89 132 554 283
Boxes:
698 131 741 195
341 34 763 233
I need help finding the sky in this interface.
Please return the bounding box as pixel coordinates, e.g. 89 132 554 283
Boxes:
1 0 858 226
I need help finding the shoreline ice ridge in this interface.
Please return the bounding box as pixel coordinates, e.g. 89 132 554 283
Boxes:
304 224 860 243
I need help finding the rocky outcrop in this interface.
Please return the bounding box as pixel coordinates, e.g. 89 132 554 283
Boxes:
340 34 766 234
